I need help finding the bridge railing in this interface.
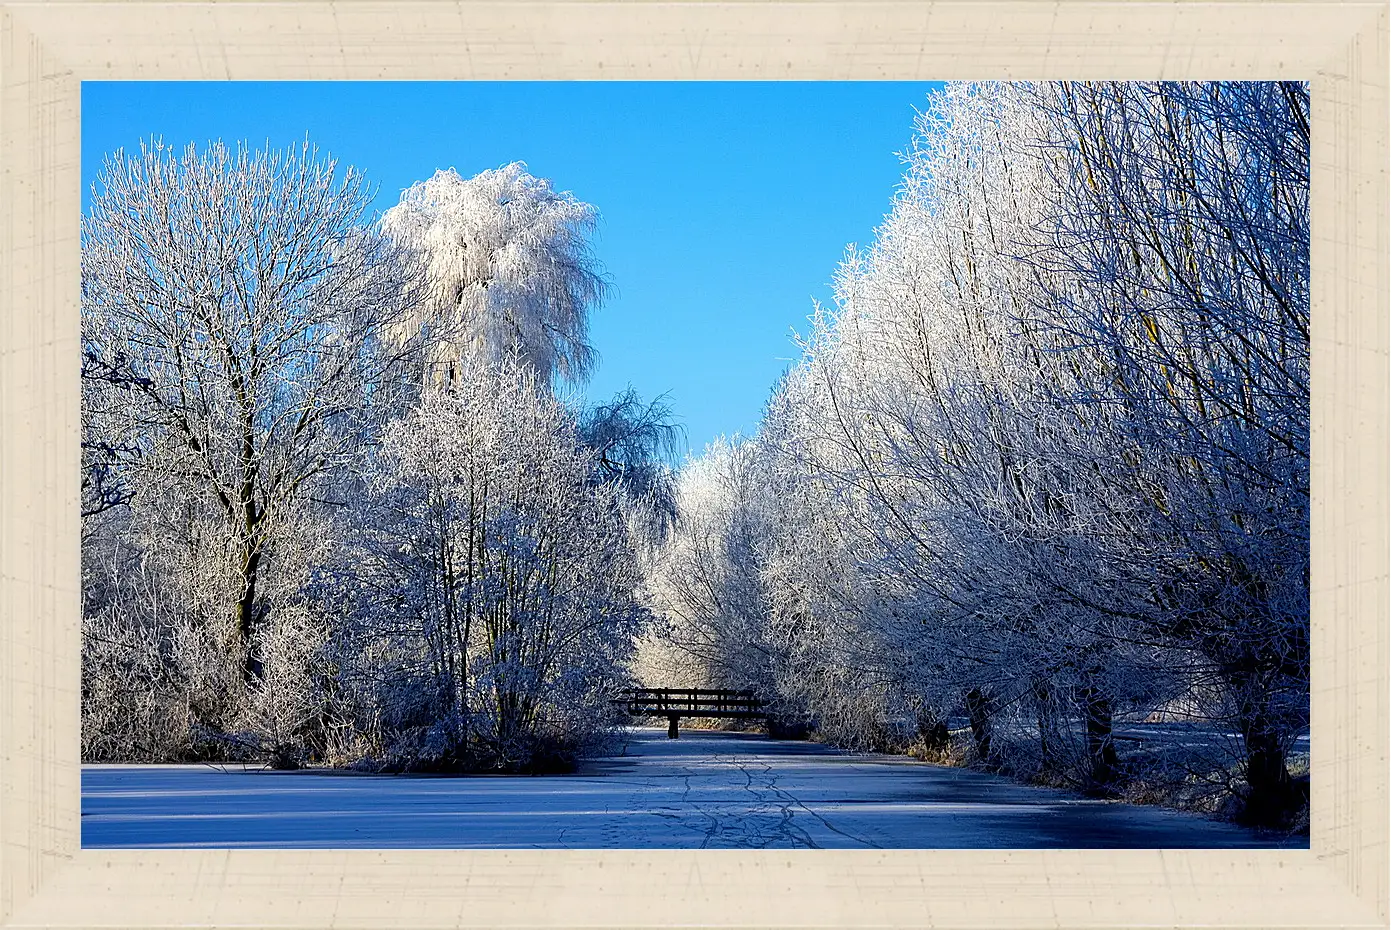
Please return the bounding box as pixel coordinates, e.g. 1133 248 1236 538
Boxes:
615 688 765 717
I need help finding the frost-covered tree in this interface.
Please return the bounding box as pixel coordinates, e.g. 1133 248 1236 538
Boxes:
380 163 606 388
331 357 646 770
82 138 424 720
641 438 779 695
578 388 684 550
1020 80 1311 822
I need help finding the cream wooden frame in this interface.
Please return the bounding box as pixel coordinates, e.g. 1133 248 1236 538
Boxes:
1 2 1385 927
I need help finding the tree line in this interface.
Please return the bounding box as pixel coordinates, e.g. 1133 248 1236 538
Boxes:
640 81 1309 829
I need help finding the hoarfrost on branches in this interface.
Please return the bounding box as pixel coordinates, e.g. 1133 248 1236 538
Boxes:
638 81 1309 827
81 84 1310 829
379 163 606 388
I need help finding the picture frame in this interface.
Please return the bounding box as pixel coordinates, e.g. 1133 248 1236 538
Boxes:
1 1 1385 926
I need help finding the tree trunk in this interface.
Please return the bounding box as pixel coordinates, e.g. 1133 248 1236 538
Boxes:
916 711 949 752
965 688 994 764
1234 675 1299 827
1081 685 1118 794
235 397 265 683
236 542 264 682
1033 677 1057 773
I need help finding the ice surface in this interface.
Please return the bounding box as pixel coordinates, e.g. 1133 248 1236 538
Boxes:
81 727 1303 849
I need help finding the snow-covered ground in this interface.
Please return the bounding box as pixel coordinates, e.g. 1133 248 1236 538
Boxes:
82 727 1303 849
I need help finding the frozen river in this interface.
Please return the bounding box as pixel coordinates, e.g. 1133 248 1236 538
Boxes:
82 727 1300 849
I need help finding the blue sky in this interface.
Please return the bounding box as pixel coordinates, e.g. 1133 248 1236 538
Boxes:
82 81 945 458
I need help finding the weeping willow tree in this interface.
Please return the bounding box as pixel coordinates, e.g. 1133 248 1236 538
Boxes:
380 163 607 389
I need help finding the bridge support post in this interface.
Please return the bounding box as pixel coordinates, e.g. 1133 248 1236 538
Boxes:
667 715 680 739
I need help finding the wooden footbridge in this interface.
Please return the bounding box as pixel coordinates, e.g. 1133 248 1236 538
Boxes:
615 688 766 738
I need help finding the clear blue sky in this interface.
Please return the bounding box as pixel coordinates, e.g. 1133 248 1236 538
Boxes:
82 81 945 458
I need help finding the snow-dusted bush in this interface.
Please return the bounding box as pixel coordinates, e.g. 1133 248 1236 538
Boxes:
81 607 184 762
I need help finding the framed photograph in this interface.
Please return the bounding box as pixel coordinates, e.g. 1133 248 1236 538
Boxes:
2 1 1385 927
